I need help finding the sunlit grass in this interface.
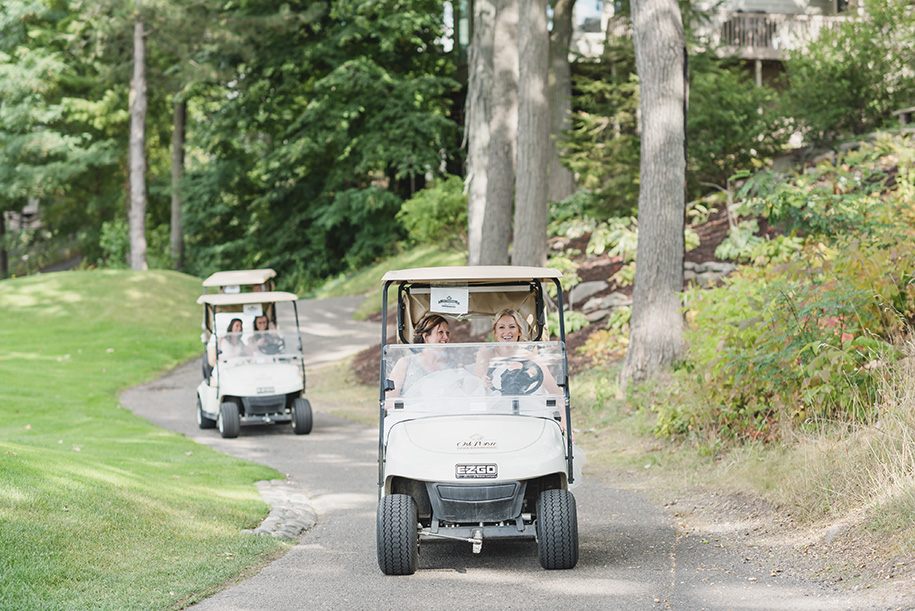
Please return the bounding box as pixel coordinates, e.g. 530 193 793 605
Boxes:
0 271 287 611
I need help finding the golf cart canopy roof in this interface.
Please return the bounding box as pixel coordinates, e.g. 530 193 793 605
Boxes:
197 291 298 306
202 268 277 288
382 266 564 344
381 266 562 284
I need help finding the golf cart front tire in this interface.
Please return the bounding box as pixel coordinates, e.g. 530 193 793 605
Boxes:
217 401 240 439
291 397 313 435
377 494 419 575
196 395 216 429
536 489 579 570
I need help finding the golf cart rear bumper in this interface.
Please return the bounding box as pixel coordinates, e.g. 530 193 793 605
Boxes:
239 413 292 425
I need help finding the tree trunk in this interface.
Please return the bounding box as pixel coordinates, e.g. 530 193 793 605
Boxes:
620 0 686 391
0 211 7 278
480 0 518 266
512 0 550 268
548 0 576 204
128 13 148 271
466 0 496 266
171 99 186 270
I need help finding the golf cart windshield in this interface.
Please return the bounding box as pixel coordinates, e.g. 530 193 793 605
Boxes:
216 329 303 365
382 341 565 418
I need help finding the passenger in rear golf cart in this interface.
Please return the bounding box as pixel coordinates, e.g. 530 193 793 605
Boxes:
375 266 584 576
195 282 313 439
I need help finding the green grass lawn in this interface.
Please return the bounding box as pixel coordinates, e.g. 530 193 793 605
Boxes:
0 271 287 611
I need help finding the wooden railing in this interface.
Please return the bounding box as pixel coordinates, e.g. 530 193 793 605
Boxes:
707 12 846 59
580 12 847 61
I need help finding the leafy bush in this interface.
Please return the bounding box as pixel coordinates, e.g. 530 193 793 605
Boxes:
782 0 915 145
687 53 789 192
397 175 467 248
98 218 173 270
562 39 641 219
651 136 915 449
547 310 590 335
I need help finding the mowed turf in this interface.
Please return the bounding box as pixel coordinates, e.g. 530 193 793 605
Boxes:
0 271 287 611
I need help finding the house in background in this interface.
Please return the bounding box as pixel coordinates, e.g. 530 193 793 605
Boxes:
571 0 850 85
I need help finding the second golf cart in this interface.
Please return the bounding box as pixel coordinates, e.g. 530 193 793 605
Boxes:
196 270 312 438
376 266 583 575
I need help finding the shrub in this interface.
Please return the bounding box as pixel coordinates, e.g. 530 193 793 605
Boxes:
396 175 467 248
782 0 915 146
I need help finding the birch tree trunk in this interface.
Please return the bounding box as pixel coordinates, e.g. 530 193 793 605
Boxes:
512 0 550 267
548 0 576 204
128 13 148 271
171 99 186 270
620 0 686 391
466 0 496 266
480 0 518 266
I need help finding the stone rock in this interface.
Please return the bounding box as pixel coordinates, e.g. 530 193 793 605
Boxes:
569 280 608 306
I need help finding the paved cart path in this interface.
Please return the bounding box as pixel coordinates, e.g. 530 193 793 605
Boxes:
121 297 897 611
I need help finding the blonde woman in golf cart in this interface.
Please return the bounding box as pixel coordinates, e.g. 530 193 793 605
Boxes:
474 309 567 432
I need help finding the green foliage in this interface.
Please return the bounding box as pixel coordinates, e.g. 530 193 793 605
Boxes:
397 175 467 248
734 147 892 238
181 0 459 291
651 137 915 449
587 216 638 260
561 40 641 218
98 218 174 270
547 309 590 335
783 0 915 146
548 190 599 242
546 253 582 299
686 53 789 192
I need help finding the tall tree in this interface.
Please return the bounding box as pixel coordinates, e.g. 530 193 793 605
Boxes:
511 0 550 267
480 0 518 266
170 98 186 270
466 0 496 266
128 7 149 271
548 0 576 204
620 0 686 390
0 1 113 276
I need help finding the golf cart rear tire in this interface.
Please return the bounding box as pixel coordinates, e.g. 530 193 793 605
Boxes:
291 397 313 435
377 494 419 575
536 489 579 570
197 395 216 429
218 401 240 439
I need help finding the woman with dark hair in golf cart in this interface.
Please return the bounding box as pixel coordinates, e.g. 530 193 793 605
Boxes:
385 314 453 397
218 318 250 359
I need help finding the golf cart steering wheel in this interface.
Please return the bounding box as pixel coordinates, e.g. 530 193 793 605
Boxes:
489 357 544 395
259 336 285 355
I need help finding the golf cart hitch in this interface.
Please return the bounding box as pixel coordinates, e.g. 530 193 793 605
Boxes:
423 529 484 553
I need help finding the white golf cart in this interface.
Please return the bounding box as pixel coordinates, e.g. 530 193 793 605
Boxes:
376 266 583 575
195 271 312 438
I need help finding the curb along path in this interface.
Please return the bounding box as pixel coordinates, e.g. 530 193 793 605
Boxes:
242 480 318 540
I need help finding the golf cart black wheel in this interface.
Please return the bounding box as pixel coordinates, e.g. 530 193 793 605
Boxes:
196 395 216 429
536 489 579 570
291 397 313 435
377 494 419 575
217 401 240 439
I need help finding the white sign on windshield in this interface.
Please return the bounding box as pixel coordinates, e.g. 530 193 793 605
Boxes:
430 287 468 314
